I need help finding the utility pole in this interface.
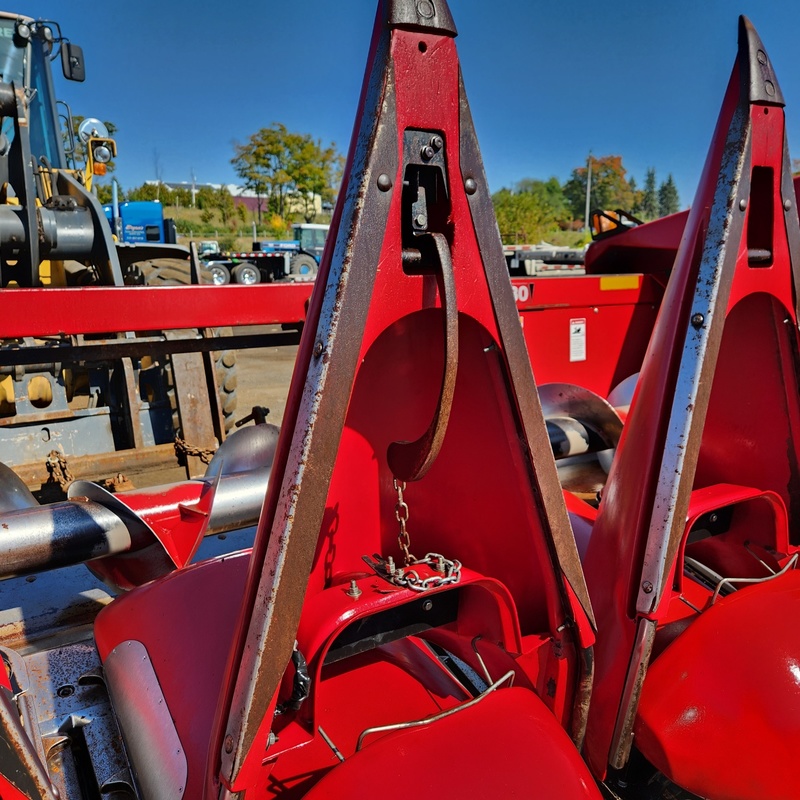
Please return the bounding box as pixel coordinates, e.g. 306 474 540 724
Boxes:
583 152 593 233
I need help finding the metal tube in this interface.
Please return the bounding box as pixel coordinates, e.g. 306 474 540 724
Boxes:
0 468 270 580
205 469 270 534
0 500 131 579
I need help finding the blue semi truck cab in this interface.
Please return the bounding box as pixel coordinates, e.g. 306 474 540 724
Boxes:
103 200 177 244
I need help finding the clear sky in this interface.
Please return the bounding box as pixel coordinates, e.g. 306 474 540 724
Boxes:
30 0 800 211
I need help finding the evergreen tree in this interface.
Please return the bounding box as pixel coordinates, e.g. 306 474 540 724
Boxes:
641 168 658 220
628 176 642 216
658 174 680 217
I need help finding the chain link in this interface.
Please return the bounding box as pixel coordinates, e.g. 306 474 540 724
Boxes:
45 450 74 489
379 477 461 591
390 553 462 592
174 435 216 465
393 478 416 566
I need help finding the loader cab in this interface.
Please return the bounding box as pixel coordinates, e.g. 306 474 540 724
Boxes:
0 15 77 171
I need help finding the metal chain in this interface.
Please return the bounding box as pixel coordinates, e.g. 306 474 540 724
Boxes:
174 435 216 465
393 478 416 566
390 553 462 592
381 477 461 591
45 450 74 488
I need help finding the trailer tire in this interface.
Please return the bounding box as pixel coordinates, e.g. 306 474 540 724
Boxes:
289 253 318 277
203 263 231 285
232 262 261 285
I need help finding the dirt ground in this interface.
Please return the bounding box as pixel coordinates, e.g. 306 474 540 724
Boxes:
131 328 298 489
234 331 299 428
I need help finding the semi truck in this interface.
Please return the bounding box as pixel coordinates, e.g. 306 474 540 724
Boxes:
102 199 178 244
201 222 329 284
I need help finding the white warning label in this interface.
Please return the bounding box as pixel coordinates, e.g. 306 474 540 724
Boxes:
569 318 587 362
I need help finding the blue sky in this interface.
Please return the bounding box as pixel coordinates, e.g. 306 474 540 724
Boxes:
31 1 800 211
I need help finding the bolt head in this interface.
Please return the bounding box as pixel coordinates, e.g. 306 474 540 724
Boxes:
691 313 704 329
414 213 428 228
739 198 748 211
464 177 477 195
377 173 392 192
313 341 324 358
785 198 793 211
642 581 654 594
224 735 234 754
430 135 443 151
420 145 435 160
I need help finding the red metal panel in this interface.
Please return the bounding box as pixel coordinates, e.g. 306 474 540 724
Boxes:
303 687 600 800
1 283 314 337
636 571 800 799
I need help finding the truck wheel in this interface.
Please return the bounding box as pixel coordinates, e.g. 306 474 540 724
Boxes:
203 263 231 285
289 253 318 277
232 262 261 285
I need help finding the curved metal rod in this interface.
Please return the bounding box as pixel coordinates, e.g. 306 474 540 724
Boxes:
356 670 514 752
387 232 458 481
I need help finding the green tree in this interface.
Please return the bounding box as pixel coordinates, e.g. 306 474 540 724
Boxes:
127 182 161 202
231 123 294 222
231 123 343 223
290 135 344 222
493 177 568 244
658 174 680 217
628 176 643 217
562 155 635 221
641 167 658 220
211 186 235 226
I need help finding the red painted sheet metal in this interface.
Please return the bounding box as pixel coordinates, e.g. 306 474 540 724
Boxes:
511 273 662 310
636 570 800 800
303 687 600 800
1 283 314 337
581 61 743 777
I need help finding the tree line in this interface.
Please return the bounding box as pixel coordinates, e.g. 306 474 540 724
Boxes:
494 155 680 244
89 117 678 246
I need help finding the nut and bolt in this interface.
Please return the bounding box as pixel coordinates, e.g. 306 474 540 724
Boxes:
420 144 436 160
429 135 443 151
313 341 324 358
642 581 654 594
691 313 705 328
346 579 362 599
57 684 75 698
422 599 433 611
224 735 234 754
414 213 428 228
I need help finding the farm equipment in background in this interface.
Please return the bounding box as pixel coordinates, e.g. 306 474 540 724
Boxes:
201 222 329 284
0 9 258 489
503 242 586 276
